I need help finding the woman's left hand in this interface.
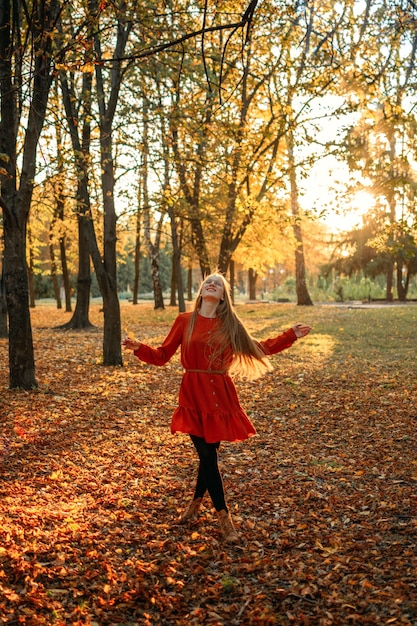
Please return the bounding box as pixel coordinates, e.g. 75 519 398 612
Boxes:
292 323 311 338
122 337 141 351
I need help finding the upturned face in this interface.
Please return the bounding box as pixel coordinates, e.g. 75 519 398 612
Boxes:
201 275 225 302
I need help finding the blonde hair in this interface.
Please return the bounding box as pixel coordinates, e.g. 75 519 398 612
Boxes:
185 273 273 380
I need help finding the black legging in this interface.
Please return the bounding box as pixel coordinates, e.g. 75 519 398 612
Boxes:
190 435 227 512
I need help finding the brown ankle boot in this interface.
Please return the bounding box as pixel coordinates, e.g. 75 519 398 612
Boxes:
177 497 203 524
217 509 239 543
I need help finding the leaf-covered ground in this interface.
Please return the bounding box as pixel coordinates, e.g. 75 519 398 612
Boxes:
0 301 416 625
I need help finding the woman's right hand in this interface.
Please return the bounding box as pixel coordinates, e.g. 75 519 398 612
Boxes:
122 337 141 352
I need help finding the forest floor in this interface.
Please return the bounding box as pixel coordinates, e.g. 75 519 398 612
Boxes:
0 301 416 625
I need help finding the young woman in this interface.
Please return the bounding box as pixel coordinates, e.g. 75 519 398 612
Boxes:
122 273 311 543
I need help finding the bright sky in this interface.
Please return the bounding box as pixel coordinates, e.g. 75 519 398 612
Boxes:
296 96 373 234
305 154 373 233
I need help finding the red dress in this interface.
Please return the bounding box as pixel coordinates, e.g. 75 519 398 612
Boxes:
134 312 297 443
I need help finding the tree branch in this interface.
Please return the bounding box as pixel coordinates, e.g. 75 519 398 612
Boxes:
94 6 259 66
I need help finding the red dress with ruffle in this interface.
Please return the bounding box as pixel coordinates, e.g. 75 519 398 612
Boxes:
134 312 297 443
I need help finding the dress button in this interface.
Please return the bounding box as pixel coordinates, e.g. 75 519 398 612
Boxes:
212 391 216 395
210 378 214 383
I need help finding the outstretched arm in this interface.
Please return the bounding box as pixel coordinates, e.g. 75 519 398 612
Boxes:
259 323 311 356
121 313 188 366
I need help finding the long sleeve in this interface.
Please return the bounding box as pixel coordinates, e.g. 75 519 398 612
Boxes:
259 328 297 356
134 313 189 366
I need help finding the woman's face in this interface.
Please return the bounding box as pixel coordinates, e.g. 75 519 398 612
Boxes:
201 275 225 302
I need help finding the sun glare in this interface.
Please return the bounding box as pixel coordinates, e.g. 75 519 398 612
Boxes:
305 152 377 233
338 190 375 231
352 190 374 213
322 189 375 233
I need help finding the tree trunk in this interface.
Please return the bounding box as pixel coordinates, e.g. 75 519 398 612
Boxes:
0 240 7 338
1 119 37 387
0 0 59 388
27 225 36 308
396 260 409 301
191 217 211 277
286 130 313 306
0 263 7 338
141 98 165 310
386 259 394 302
294 233 313 306
94 122 123 364
3 213 37 388
150 246 165 309
101 280 122 367
59 71 93 328
49 229 62 309
230 259 235 304
170 266 177 306
0 254 9 339
248 268 257 300
59 237 72 313
156 78 186 312
146 211 165 310
48 199 62 309
55 164 93 328
52 88 69 312
170 98 212 278
61 215 93 329
187 266 193 301
132 206 141 305
87 3 132 365
167 213 185 312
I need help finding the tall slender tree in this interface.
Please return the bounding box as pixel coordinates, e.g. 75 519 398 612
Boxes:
141 95 165 310
0 0 60 388
59 65 95 328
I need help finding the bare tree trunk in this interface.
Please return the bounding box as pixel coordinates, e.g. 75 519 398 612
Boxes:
90 1 134 365
165 213 183 311
385 137 397 303
248 268 257 300
0 266 7 338
230 259 235 304
59 236 72 313
132 204 141 305
59 71 93 328
0 0 59 388
63 216 93 328
27 224 36 308
3 208 37 387
51 86 69 312
49 221 62 309
141 97 165 310
187 266 193 301
396 259 410 301
294 226 313 306
0 216 7 338
94 119 123 363
149 242 165 309
170 266 177 306
286 130 313 306
167 212 185 312
170 89 212 278
155 79 186 312
386 259 394 301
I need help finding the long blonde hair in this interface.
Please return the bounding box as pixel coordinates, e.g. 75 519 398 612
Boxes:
185 273 273 380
